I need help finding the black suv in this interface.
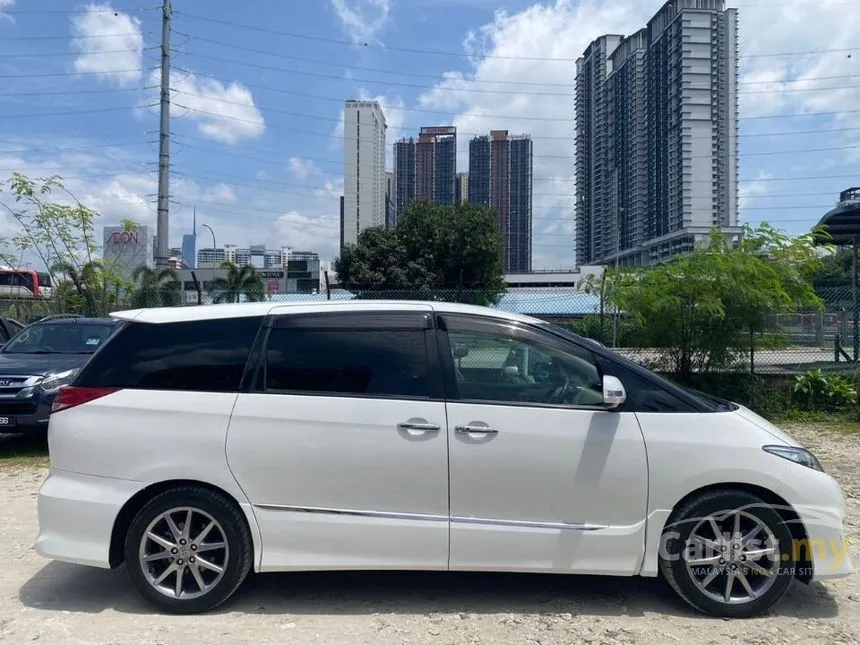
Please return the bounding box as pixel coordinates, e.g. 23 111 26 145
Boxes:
0 315 120 434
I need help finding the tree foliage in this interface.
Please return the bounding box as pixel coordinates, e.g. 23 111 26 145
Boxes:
210 261 266 304
606 225 824 379
131 266 181 309
334 201 506 305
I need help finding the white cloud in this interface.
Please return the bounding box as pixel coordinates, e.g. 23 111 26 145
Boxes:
152 70 266 145
288 158 322 181
738 170 773 211
71 3 143 87
0 0 14 22
275 210 340 259
204 183 238 203
330 0 391 44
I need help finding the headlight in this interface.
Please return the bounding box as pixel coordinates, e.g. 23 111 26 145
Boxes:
39 369 78 391
763 445 824 472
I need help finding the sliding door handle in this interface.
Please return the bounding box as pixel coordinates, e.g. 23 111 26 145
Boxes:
455 425 499 435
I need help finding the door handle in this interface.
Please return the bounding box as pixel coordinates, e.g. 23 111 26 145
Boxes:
455 425 499 435
397 422 441 432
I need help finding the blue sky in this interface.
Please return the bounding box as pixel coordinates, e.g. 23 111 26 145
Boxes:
1 0 859 270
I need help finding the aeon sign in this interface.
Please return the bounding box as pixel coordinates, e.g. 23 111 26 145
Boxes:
107 231 141 245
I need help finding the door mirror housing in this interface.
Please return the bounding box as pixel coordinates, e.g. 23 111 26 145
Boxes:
452 342 469 359
602 375 627 411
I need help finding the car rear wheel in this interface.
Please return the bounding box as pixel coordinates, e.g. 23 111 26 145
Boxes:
124 486 252 614
659 490 796 618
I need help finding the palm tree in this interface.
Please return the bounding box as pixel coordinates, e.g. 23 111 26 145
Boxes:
210 261 266 304
131 266 181 308
51 259 110 317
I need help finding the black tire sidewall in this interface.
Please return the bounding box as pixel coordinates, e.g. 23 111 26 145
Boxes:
124 488 251 614
662 491 796 618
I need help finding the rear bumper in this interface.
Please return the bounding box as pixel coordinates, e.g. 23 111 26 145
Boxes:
36 469 142 569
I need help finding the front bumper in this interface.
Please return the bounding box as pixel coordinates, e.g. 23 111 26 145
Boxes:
36 469 143 569
776 466 854 581
0 390 55 434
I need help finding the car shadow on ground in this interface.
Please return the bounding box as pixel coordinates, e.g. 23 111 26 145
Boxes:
19 562 840 619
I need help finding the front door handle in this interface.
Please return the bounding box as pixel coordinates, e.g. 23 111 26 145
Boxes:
455 425 499 435
397 422 441 432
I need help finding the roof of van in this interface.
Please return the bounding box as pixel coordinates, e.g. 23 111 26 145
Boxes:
110 300 543 325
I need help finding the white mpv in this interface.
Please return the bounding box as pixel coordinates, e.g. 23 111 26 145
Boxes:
36 301 852 616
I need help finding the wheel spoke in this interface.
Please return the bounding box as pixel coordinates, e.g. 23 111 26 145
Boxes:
153 563 178 586
744 546 778 561
164 513 183 542
196 556 224 574
742 524 763 548
143 550 173 562
724 568 736 602
175 565 185 598
181 509 193 542
189 562 207 592
146 531 176 551
193 520 216 546
700 567 721 589
690 534 720 552
196 541 227 554
736 571 756 599
687 553 723 566
746 560 776 577
708 516 724 542
732 512 741 541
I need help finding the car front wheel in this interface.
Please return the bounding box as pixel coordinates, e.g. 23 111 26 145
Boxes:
659 490 797 618
124 486 252 614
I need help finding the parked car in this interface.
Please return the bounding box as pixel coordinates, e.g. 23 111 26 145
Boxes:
0 315 120 434
36 301 851 616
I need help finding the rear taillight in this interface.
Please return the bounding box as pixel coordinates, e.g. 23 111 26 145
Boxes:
51 386 118 413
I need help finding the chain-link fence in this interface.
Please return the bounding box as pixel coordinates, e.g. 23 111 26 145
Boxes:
3 284 858 377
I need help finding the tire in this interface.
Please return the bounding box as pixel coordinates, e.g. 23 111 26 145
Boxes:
659 490 796 618
124 486 252 614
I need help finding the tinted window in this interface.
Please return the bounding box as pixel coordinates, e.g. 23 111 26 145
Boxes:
77 317 263 392
3 322 115 354
447 318 604 407
265 328 430 398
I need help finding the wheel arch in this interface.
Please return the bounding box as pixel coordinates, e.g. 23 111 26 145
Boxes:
109 479 256 569
664 482 812 583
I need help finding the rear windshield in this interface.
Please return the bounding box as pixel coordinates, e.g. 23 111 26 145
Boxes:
3 322 115 354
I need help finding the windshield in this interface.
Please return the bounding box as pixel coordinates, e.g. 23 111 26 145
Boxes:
2 322 115 355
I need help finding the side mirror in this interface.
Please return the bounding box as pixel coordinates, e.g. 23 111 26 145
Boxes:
452 343 469 359
602 375 627 411
502 365 520 377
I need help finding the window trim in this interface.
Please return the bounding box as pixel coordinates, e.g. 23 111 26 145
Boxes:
253 311 444 401
438 313 608 411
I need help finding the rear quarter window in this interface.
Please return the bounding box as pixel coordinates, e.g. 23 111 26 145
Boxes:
76 316 264 392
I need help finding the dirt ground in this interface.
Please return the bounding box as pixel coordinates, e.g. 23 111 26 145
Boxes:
1 423 860 644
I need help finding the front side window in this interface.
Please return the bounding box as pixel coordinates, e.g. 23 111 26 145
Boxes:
447 317 603 407
3 322 115 355
265 327 430 398
76 317 263 392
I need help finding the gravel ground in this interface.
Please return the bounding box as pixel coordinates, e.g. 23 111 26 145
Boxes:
1 423 860 644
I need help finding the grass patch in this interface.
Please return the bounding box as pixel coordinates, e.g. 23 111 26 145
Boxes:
0 434 48 469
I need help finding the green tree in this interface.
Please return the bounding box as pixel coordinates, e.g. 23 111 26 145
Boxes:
607 224 824 380
209 262 266 304
334 200 506 305
131 266 181 308
51 259 126 317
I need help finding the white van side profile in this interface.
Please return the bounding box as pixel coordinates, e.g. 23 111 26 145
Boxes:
36 301 852 616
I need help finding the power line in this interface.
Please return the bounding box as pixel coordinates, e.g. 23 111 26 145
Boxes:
176 10 860 62
0 87 146 98
0 142 150 155
0 47 156 58
0 67 155 79
181 33 860 96
184 34 575 89
0 105 157 119
0 32 155 41
173 68 860 131
176 51 573 96
1 7 156 15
